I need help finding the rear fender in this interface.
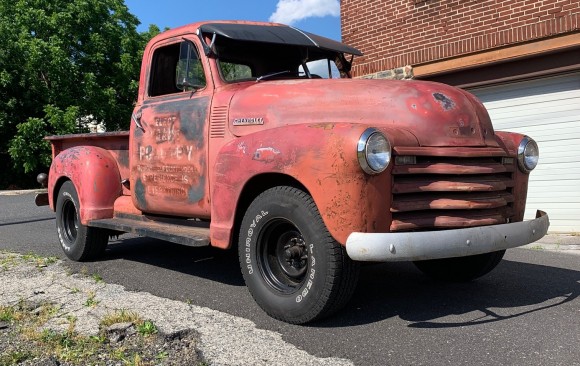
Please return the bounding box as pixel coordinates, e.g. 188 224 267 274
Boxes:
48 146 122 225
210 123 417 249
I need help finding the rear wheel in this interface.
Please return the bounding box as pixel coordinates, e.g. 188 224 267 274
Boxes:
56 181 108 261
413 250 506 282
238 186 359 324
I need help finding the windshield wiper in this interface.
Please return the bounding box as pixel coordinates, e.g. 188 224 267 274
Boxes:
256 70 292 82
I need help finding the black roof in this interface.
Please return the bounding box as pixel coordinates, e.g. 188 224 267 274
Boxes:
199 23 363 56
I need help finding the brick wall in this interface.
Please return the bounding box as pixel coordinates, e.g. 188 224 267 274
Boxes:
341 0 580 77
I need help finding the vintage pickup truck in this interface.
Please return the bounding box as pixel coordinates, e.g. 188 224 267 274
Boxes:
36 20 549 324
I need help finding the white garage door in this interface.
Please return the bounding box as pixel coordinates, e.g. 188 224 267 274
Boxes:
470 72 580 233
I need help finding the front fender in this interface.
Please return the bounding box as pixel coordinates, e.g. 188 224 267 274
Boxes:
210 123 417 248
48 146 122 225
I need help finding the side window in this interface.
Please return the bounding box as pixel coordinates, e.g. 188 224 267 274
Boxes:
176 41 206 90
149 41 206 97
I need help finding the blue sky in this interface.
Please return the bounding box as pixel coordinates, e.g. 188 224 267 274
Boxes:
124 0 342 41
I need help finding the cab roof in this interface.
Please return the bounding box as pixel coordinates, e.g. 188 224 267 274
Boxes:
198 22 362 56
153 20 362 56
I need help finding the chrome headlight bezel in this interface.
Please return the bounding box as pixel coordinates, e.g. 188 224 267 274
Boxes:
517 136 539 173
357 128 392 175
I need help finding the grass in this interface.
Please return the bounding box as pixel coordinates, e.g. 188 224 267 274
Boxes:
136 320 158 337
0 301 103 364
100 309 142 328
0 350 33 365
84 291 99 307
21 252 58 268
0 252 57 271
0 301 167 365
0 305 15 322
100 310 157 337
530 244 544 250
91 273 104 283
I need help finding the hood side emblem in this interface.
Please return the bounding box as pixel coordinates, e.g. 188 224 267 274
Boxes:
233 117 264 126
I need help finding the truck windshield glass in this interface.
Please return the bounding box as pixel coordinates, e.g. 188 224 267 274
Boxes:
298 59 341 79
219 61 253 82
213 36 344 83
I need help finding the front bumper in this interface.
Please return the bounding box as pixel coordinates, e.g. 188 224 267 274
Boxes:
346 210 549 262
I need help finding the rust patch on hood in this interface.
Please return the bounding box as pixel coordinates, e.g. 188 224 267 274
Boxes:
433 92 455 111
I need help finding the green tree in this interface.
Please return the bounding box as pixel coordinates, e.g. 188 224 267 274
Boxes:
0 0 160 187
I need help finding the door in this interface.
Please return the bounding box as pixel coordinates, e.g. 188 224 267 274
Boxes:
131 39 211 217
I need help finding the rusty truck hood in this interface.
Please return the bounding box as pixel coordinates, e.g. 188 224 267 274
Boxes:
227 79 499 147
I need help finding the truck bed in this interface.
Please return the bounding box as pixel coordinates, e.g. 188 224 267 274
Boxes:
47 131 130 185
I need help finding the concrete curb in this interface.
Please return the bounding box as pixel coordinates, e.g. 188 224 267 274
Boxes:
522 234 580 253
0 189 47 196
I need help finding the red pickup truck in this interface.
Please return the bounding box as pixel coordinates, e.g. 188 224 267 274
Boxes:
37 21 549 324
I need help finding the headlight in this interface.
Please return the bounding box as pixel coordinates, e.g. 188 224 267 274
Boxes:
517 136 539 173
357 128 391 174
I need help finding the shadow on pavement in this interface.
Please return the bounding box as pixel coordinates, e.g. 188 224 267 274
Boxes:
79 235 245 287
313 258 580 328
61 233 579 327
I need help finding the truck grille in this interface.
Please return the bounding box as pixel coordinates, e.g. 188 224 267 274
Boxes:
390 148 515 232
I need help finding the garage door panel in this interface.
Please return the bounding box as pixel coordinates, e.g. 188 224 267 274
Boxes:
477 92 580 111
527 180 580 188
534 221 579 233
492 118 578 132
489 100 580 119
473 75 580 101
534 142 580 153
491 108 580 129
527 189 580 200
537 155 580 165
470 72 580 232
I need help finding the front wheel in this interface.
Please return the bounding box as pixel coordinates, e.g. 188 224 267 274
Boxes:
413 250 506 282
238 186 359 324
55 181 108 261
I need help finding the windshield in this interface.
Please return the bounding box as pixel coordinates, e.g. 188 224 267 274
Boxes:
214 37 346 82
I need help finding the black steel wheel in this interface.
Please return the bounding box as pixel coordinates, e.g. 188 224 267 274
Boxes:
413 250 506 282
55 181 108 261
239 186 359 324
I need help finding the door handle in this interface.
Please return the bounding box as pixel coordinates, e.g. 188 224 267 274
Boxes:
132 110 144 132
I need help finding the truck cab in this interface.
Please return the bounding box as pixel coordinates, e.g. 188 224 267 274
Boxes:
39 21 549 324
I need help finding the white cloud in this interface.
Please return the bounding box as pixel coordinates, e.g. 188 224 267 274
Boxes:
269 0 340 25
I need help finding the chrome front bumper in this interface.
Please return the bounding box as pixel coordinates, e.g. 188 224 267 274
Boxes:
346 210 549 262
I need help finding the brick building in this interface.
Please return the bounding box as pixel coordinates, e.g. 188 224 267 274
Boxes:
341 0 580 232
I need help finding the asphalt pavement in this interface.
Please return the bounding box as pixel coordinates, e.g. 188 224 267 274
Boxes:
1 190 579 365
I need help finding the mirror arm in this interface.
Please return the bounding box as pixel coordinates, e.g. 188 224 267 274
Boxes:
196 29 216 57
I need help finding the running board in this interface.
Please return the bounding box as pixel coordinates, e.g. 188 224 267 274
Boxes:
88 216 211 247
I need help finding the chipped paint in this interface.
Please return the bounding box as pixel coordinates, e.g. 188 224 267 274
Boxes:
134 178 147 210
252 147 280 162
130 92 210 217
237 142 248 154
433 92 455 111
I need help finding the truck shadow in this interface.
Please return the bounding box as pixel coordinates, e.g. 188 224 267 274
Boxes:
96 236 245 287
314 255 580 328
69 235 579 328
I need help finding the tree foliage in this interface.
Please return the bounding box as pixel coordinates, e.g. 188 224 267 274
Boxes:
0 0 161 186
